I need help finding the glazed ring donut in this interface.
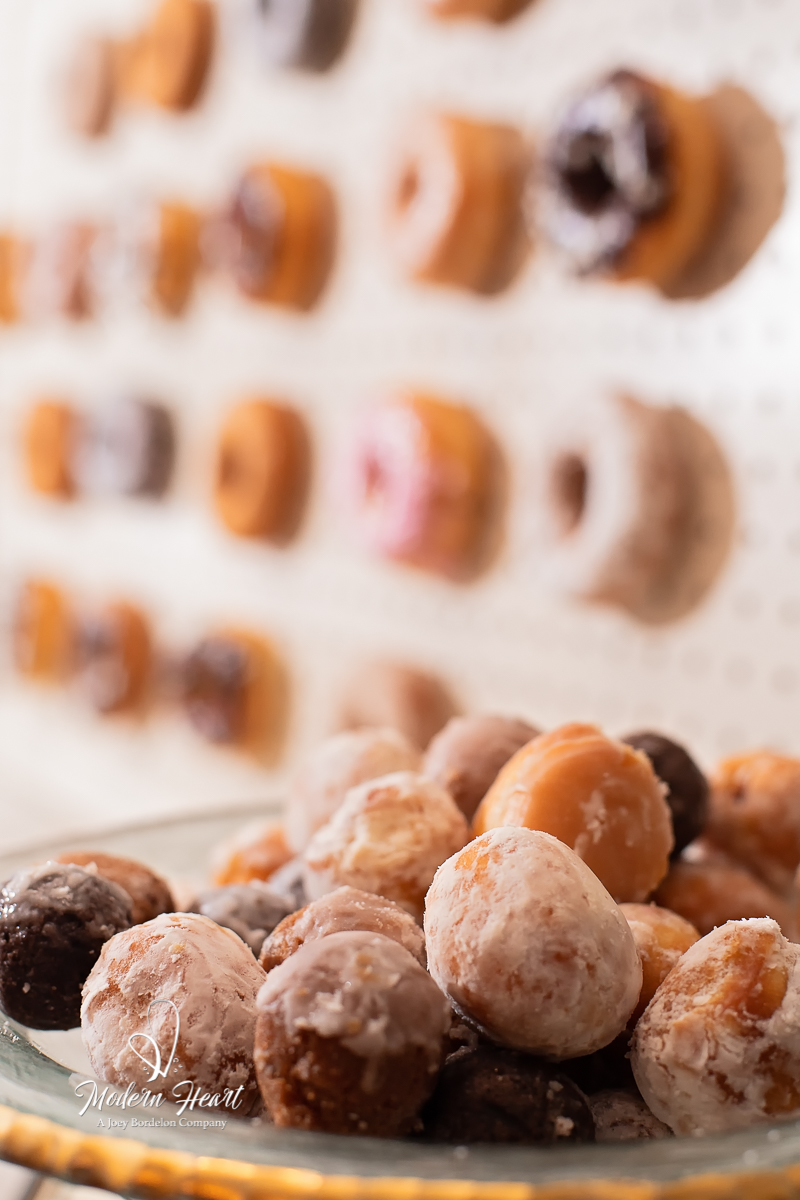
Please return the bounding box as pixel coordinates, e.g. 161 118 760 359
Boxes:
213 399 310 540
62 34 118 138
387 113 528 294
540 69 726 290
23 399 79 498
209 162 336 310
22 223 98 321
422 0 534 22
92 200 201 317
335 660 458 750
12 580 73 682
181 629 284 755
347 392 496 579
533 394 735 622
74 601 152 715
135 0 214 112
0 235 27 324
254 0 359 71
74 396 175 498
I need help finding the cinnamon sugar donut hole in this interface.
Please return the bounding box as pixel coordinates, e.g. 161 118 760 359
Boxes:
303 771 469 922
286 727 420 852
541 70 726 291
74 602 152 715
336 660 458 750
213 819 293 886
422 0 534 22
210 163 336 310
23 400 79 499
213 400 310 542
632 918 800 1135
425 828 642 1058
424 714 539 821
259 885 426 972
388 113 528 294
133 0 214 111
619 903 699 1023
56 851 174 926
348 394 497 580
653 855 795 939
254 930 449 1135
706 752 800 893
181 629 285 756
12 580 73 682
474 723 673 903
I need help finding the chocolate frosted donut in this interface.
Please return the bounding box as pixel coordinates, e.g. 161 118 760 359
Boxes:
424 714 539 821
0 862 131 1029
540 70 725 288
181 630 281 752
192 883 291 956
421 1045 595 1144
254 0 359 71
622 731 709 856
75 398 175 498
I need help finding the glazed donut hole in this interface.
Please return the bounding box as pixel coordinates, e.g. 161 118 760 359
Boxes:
254 930 450 1135
12 579 73 682
259 885 426 972
335 659 458 750
212 818 293 885
302 770 469 922
632 918 800 1135
619 903 699 1023
423 714 540 821
191 882 291 957
286 726 420 852
424 827 642 1058
474 722 673 903
653 855 796 940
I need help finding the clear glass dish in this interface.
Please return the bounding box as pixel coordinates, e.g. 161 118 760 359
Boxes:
0 805 799 1194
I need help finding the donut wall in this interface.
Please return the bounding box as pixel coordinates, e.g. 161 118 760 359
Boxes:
0 0 796 847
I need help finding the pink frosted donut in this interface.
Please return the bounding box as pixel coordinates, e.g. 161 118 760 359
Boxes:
346 393 494 579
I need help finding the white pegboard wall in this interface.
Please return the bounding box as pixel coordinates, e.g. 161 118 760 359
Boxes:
0 0 800 845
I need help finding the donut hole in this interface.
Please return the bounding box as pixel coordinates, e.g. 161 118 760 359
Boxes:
550 452 588 536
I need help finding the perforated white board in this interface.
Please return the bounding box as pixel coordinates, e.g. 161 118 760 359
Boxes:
0 0 797 850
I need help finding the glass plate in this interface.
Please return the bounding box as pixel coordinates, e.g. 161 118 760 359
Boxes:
0 804 799 1189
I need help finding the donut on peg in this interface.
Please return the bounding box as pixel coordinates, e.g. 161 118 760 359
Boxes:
539 69 726 290
180 629 284 754
12 580 73 682
75 396 175 499
253 0 359 71
92 200 202 317
62 34 119 138
387 112 528 293
22 223 99 321
213 399 310 540
423 714 540 821
134 0 215 111
335 660 458 750
347 393 497 579
421 0 534 22
0 235 27 323
73 601 152 715
23 399 79 498
208 163 336 310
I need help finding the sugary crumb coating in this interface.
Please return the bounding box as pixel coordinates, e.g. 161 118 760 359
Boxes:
632 918 800 1135
620 903 699 1023
81 912 266 1115
589 1090 672 1141
707 752 800 893
654 857 795 939
57 850 174 925
286 727 420 852
254 930 450 1135
423 714 540 821
424 827 642 1058
474 723 673 902
259 885 426 971
302 771 469 922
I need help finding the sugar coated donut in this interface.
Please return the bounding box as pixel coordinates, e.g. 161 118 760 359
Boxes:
619 903 699 1023
213 399 310 540
12 579 73 681
181 629 283 754
213 819 293 885
286 726 420 852
622 731 709 856
388 112 528 293
533 394 735 622
303 770 469 922
56 851 175 926
422 0 534 21
260 885 426 972
423 714 539 821
254 0 359 71
474 722 673 903
706 752 800 893
74 601 151 715
210 162 336 309
254 930 450 1134
22 223 98 321
347 393 496 579
653 855 795 939
540 69 726 290
23 400 79 498
632 918 800 1134
424 827 642 1058
62 35 118 138
134 0 214 111
81 912 265 1115
336 660 457 749
75 397 175 498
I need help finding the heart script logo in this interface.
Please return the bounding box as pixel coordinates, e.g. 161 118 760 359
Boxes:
126 999 180 1083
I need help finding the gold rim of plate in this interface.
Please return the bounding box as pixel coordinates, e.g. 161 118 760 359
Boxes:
0 1105 800 1200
